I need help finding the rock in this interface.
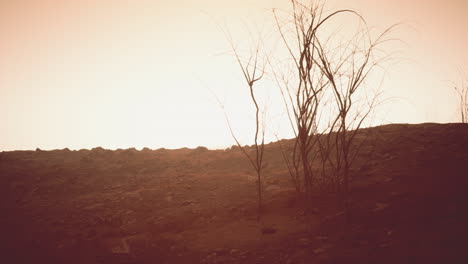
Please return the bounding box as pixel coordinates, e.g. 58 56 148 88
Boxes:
373 202 388 212
313 247 326 255
111 238 130 254
311 208 319 214
230 249 240 255
194 146 208 152
181 200 194 206
213 248 229 256
298 238 311 246
261 227 278 234
91 146 105 152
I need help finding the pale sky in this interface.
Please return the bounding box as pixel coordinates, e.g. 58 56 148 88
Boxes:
1 0 467 151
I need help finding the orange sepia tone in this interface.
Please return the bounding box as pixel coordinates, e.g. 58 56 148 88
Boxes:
1 1 467 264
1 0 467 151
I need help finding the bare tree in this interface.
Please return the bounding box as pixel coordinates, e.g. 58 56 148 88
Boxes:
223 0 395 223
223 32 267 221
270 1 395 218
271 1 339 204
313 13 396 220
271 1 367 204
453 71 468 123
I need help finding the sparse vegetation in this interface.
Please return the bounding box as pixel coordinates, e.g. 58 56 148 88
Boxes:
229 0 396 219
2 1 467 264
223 26 267 221
1 124 467 263
453 71 468 123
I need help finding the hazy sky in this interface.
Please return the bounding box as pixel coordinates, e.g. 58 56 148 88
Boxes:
1 0 467 151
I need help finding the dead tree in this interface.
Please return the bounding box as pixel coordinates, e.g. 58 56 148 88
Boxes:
224 33 267 221
313 16 396 219
453 72 468 123
272 1 395 218
223 0 396 223
272 0 358 205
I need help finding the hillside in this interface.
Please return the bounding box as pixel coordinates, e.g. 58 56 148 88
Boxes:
1 123 467 264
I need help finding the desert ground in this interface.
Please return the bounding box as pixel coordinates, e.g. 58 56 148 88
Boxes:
1 123 467 264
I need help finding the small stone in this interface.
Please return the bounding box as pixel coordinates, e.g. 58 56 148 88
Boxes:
261 227 277 234
213 248 228 256
374 202 388 212
313 247 326 254
181 200 193 206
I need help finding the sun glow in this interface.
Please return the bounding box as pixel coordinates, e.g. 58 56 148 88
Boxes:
1 0 467 150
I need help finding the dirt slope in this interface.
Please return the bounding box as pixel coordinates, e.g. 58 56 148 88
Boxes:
0 123 467 264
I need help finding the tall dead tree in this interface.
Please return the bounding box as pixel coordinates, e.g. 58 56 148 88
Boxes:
223 0 396 223
272 1 395 216
313 15 396 218
224 33 266 221
272 1 358 204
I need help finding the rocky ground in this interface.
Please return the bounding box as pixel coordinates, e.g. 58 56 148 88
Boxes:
0 123 467 264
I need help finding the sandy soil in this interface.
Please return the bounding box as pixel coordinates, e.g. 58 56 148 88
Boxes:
1 123 467 264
